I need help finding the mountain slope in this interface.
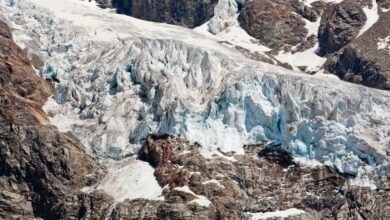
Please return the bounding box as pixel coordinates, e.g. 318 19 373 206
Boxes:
4 0 390 177
1 0 390 219
0 19 113 219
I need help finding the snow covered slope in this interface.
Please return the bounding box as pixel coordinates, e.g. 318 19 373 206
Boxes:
358 0 379 37
2 0 390 182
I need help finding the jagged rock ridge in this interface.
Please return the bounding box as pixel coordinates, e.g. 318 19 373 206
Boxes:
107 135 390 219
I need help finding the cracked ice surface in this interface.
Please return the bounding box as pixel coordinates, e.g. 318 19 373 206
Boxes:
2 0 390 179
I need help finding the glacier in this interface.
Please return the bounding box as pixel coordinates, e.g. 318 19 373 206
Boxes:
2 0 390 184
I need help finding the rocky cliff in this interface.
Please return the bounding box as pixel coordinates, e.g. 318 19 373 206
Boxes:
239 0 319 50
0 20 112 219
106 135 390 219
325 8 390 90
239 0 390 90
97 0 219 28
318 0 367 55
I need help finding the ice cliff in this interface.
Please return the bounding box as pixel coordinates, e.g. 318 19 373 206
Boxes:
2 0 390 181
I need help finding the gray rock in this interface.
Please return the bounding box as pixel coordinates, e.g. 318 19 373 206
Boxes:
318 0 367 55
0 20 12 39
108 0 219 28
378 0 390 9
325 11 390 90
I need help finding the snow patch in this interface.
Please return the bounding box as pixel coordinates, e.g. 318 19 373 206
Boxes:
304 17 321 37
275 43 327 73
358 0 379 37
313 69 341 80
300 0 344 7
194 16 270 55
95 159 163 202
199 146 238 161
207 0 238 34
377 36 390 54
349 166 378 190
191 196 212 207
174 186 212 207
202 179 225 188
247 208 306 220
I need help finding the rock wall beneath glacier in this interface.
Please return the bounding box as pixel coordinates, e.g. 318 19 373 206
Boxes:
107 135 390 219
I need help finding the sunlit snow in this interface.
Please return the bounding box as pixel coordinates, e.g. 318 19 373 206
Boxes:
358 0 379 37
247 208 306 220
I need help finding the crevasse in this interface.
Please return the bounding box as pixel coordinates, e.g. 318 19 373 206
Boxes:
2 0 390 179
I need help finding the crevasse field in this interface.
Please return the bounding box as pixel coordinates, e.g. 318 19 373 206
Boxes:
3 0 390 195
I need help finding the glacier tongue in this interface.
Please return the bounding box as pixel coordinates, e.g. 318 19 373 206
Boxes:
2 0 390 177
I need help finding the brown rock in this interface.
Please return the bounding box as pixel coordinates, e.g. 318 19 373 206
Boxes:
239 0 308 49
0 19 111 219
133 135 390 219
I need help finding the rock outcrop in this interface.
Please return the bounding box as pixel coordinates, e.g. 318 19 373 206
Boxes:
325 10 390 90
318 0 367 55
378 0 390 9
95 0 113 8
104 0 219 28
105 135 390 219
0 20 111 219
239 0 308 49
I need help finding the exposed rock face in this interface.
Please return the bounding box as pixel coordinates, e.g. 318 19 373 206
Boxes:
378 0 390 9
108 0 219 28
289 0 326 22
325 10 390 90
111 199 216 220
318 0 367 55
0 20 112 219
239 0 308 49
95 0 113 8
107 135 390 219
0 20 12 39
232 0 390 89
